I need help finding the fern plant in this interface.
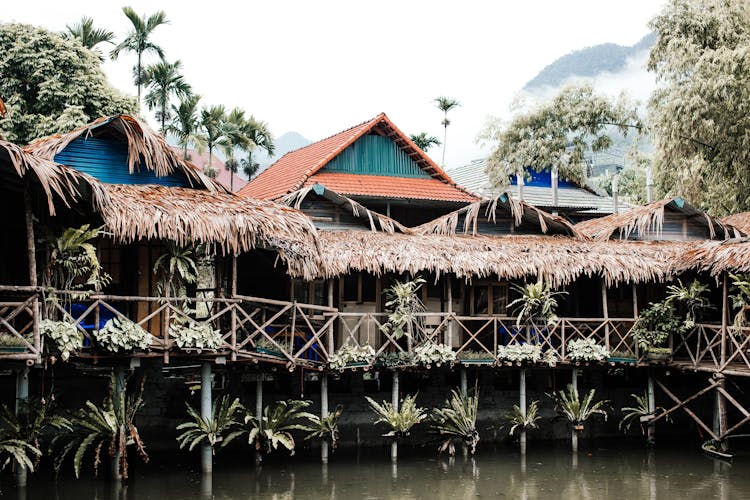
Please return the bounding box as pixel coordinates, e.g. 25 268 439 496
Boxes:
153 242 199 298
0 397 70 470
44 224 111 293
301 405 344 449
619 392 666 434
0 437 40 473
430 388 480 456
548 385 609 427
381 277 426 341
503 400 542 437
730 273 750 333
238 400 315 456
176 396 243 455
366 393 427 439
508 280 567 326
52 374 148 479
666 278 714 327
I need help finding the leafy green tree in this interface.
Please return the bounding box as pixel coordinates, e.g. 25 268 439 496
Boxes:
648 0 750 215
434 96 460 165
409 132 441 152
110 7 169 115
593 166 648 205
0 23 135 144
64 16 115 61
241 116 275 180
480 84 641 189
200 105 228 177
222 108 251 191
143 60 192 132
167 94 205 160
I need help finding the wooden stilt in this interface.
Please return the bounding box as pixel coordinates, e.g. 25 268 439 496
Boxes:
447 276 454 347
391 371 399 462
24 190 40 361
519 368 527 454
601 280 610 352
256 377 263 465
201 362 212 475
230 255 238 361
15 367 29 487
327 280 335 357
321 374 329 464
716 375 728 452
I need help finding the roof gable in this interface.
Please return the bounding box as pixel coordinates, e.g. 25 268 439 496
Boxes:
240 113 473 201
321 134 431 178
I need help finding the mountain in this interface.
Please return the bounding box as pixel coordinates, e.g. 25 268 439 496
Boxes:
254 131 312 169
524 33 656 91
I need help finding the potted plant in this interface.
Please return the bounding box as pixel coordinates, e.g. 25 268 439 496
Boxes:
666 278 714 329
0 333 30 353
457 349 496 365
503 400 542 439
329 343 377 370
236 399 315 457
607 349 637 364
548 385 609 452
176 396 243 456
567 338 609 363
171 321 222 351
381 277 426 350
430 388 480 456
94 317 152 352
365 393 427 440
254 336 287 357
633 301 683 361
497 343 542 365
40 319 84 360
508 280 567 326
301 404 344 450
619 392 666 442
413 341 456 367
729 273 750 334
375 350 416 368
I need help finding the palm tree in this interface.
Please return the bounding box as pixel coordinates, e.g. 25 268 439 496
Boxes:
433 96 461 166
143 60 192 132
241 116 275 180
167 94 205 160
222 108 251 191
200 105 228 178
409 132 441 152
64 17 115 61
111 7 169 115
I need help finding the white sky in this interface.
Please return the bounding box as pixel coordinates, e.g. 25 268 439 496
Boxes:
5 0 665 168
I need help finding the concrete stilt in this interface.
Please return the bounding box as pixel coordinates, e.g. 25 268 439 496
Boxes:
321 374 329 464
519 368 527 455
112 366 125 480
571 368 578 454
201 362 212 475
647 374 656 445
391 371 399 462
571 368 578 393
256 378 263 465
15 367 29 487
460 367 468 397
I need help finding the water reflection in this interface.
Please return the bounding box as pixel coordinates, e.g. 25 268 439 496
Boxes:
3 444 743 499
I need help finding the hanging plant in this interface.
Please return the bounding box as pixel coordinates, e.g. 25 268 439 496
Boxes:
95 318 151 352
729 273 750 334
665 278 714 328
508 280 567 326
381 277 426 341
413 342 455 365
40 319 83 361
497 343 542 363
43 225 111 294
171 321 222 350
329 344 376 369
567 338 609 362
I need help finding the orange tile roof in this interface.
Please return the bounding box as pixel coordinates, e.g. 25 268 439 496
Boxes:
305 172 477 202
239 113 477 203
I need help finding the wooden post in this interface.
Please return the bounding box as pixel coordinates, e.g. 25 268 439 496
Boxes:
721 273 728 367
601 280 610 352
715 374 728 451
647 373 655 445
632 284 639 317
24 190 40 360
391 371 399 462
519 368 527 454
447 276 454 347
15 367 29 487
201 362 212 475
321 374 329 464
163 280 171 365
327 280 335 357
551 168 559 216
231 255 238 362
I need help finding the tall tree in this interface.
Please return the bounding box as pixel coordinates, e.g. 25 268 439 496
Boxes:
648 0 750 215
167 94 205 160
434 96 461 166
110 7 169 115
241 116 275 180
479 84 640 189
64 16 115 61
200 105 227 178
222 107 250 191
0 24 135 144
143 60 192 132
409 132 441 153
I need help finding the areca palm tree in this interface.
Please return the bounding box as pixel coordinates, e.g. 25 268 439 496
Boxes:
242 116 275 180
167 94 205 160
64 17 115 61
111 7 169 114
433 96 461 165
222 108 251 191
409 132 441 153
144 60 192 132
200 105 228 177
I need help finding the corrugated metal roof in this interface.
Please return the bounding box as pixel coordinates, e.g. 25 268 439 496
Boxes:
448 159 623 215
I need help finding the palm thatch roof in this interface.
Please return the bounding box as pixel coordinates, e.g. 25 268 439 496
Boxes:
0 140 84 214
0 98 6 118
413 194 579 237
673 238 750 277
720 212 750 235
25 115 222 192
90 183 321 278
310 231 689 286
576 197 741 240
279 184 411 234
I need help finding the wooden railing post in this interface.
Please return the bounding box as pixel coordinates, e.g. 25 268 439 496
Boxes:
327 280 335 358
230 255 238 362
601 280 610 353
721 272 728 367
446 276 453 348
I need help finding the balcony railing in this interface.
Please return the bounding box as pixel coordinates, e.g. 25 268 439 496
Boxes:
0 285 41 362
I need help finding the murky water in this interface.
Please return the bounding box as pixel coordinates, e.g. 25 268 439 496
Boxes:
5 442 749 499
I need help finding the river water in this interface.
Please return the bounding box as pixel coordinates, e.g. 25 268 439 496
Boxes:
5 442 748 499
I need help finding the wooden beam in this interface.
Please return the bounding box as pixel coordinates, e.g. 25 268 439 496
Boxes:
654 379 719 440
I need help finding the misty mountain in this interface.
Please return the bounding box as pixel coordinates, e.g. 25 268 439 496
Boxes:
524 33 655 91
254 131 312 169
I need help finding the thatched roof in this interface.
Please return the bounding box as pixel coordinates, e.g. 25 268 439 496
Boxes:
90 183 321 278
413 194 579 237
576 197 740 240
720 212 750 235
310 231 689 286
279 184 411 234
0 140 83 214
25 115 222 192
673 238 750 277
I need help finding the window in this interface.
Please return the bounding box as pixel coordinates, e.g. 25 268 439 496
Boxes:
469 282 509 315
291 279 326 305
98 239 121 285
343 272 377 303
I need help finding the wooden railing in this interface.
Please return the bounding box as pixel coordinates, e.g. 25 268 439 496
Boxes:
0 285 41 361
672 323 750 373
